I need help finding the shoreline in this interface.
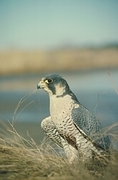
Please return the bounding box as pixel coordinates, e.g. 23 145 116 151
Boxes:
0 48 118 75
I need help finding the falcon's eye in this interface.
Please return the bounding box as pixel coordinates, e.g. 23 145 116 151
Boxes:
45 79 53 84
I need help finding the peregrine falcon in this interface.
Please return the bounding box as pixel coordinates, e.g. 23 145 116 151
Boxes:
37 74 111 162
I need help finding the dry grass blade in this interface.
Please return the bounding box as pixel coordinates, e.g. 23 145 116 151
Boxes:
12 89 37 123
0 121 118 180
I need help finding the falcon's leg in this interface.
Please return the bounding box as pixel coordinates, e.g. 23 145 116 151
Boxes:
41 116 78 163
75 133 102 160
60 136 78 163
75 134 92 159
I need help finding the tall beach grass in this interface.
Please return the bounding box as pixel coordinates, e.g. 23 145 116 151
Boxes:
0 120 118 180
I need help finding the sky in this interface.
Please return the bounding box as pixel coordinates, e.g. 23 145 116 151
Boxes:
0 0 118 50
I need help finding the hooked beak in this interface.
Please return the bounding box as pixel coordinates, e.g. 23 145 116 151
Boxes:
37 83 41 89
37 80 44 90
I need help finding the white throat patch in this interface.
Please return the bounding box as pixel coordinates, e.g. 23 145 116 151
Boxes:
55 83 66 96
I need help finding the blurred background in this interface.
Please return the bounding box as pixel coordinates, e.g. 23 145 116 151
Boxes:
0 0 118 146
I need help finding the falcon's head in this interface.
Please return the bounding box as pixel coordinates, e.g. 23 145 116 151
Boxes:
37 74 70 96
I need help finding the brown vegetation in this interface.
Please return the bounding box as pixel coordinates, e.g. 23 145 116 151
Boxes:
0 48 118 75
0 121 118 180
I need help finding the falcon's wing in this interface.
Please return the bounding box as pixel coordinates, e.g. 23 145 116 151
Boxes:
71 104 111 151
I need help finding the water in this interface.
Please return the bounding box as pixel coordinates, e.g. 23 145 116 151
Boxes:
0 69 118 128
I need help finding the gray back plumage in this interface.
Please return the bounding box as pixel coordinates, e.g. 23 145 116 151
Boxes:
71 101 111 151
